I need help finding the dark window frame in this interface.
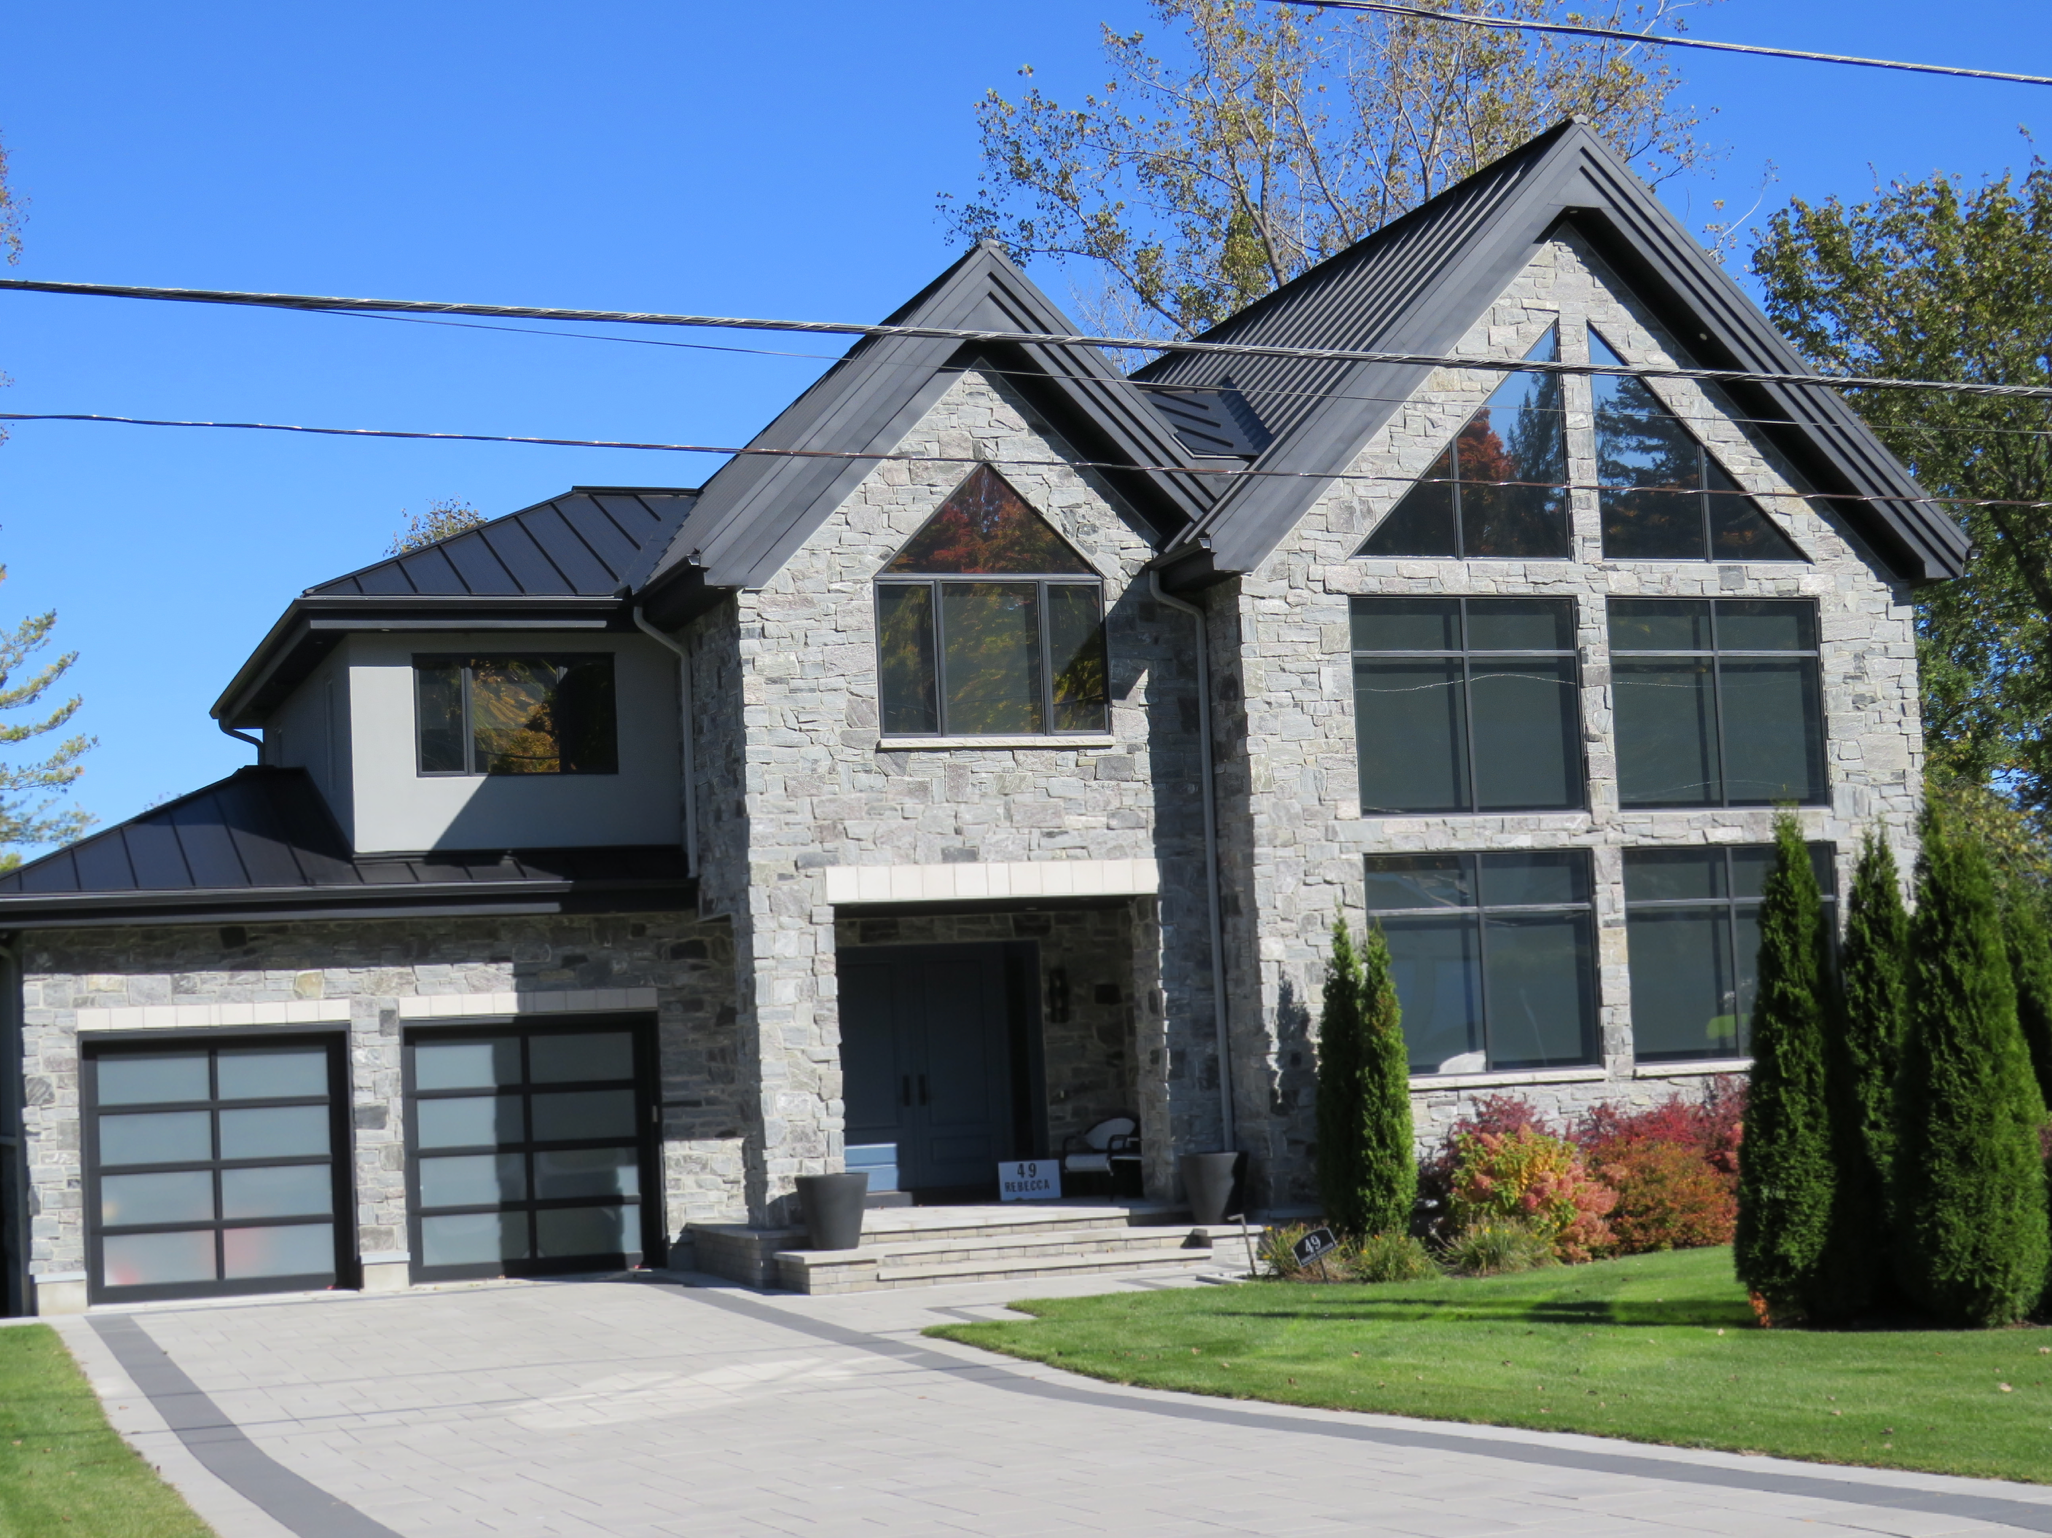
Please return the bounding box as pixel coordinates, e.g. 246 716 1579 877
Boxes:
1349 596 1587 814
1607 599 1828 809
1624 843 1838 1063
1363 850 1601 1076
403 1013 659 1283
412 652 620 778
82 1030 353 1306
872 575 1110 738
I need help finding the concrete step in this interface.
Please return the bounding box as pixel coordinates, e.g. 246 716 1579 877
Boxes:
779 1225 1198 1279
785 1245 1217 1295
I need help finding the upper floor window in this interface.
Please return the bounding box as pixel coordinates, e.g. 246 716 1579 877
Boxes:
875 465 1109 737
1592 329 1805 562
1625 843 1836 1061
1351 597 1583 814
416 655 618 776
1608 600 1825 808
1358 326 1569 560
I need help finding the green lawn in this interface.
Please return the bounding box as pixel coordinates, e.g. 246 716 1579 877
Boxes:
931 1247 2052 1485
0 1325 213 1537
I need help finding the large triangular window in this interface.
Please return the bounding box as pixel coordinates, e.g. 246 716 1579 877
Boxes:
1358 326 1569 559
875 466 1108 738
1593 329 1805 561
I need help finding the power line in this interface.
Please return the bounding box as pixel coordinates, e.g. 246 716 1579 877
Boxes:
1277 1 2052 87
7 275 2052 401
4 411 2042 511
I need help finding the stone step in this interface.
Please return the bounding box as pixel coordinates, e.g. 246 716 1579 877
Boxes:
781 1224 1195 1274
851 1211 1162 1247
785 1245 1218 1295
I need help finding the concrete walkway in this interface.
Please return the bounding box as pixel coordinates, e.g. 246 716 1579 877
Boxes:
53 1269 2052 1538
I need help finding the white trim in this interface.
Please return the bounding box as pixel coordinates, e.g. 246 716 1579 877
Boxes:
1636 1058 1753 1078
876 735 1118 751
395 988 659 1020
823 858 1159 906
73 1000 353 1032
1409 1067 1609 1091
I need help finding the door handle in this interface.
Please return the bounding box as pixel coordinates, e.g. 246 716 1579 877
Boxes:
918 1074 929 1106
901 1075 912 1108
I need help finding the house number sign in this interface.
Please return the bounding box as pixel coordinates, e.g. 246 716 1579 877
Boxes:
999 1160 1062 1201
1291 1227 1339 1267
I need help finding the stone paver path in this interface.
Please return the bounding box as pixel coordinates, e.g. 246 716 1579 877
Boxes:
53 1270 2052 1538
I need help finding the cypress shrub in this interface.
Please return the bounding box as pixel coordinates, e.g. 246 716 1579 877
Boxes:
2004 891 2052 1109
1838 831 1909 1193
1735 812 1839 1322
1314 916 1415 1236
1895 805 2051 1327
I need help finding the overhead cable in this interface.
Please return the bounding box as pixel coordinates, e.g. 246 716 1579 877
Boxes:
5 276 2052 401
3 412 2041 511
1273 1 2052 87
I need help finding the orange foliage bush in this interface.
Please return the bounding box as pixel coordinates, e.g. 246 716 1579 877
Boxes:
1596 1138 1739 1253
1449 1127 1617 1263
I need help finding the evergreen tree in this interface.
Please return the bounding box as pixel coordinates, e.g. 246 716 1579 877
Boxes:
1735 813 1840 1322
2004 891 2052 1108
1896 805 2051 1326
1837 832 1910 1195
1314 915 1414 1237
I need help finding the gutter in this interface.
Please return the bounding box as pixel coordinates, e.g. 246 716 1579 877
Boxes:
1147 570 1236 1156
631 608 700 880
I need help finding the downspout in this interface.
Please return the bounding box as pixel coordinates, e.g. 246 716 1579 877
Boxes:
218 720 264 753
632 608 700 879
1148 569 1235 1155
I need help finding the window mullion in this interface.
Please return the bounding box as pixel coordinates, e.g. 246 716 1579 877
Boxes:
1698 444 1713 559
1458 604 1480 811
1471 857 1494 1070
1449 439 1464 558
459 663 475 776
1037 580 1055 735
929 581 948 737
1706 604 1732 808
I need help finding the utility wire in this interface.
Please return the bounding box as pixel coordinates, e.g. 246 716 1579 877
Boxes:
1275 1 2052 87
6 275 2052 401
4 412 2043 511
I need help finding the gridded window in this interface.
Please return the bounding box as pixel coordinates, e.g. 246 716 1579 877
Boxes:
1608 599 1826 808
1592 329 1805 562
415 655 618 775
84 1038 346 1303
405 1021 654 1281
1351 597 1583 814
1625 844 1837 1061
875 465 1108 737
1357 326 1569 560
1363 852 1599 1076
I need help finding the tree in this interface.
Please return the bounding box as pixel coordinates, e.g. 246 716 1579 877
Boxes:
1895 804 2050 1327
1837 831 1909 1195
0 572 93 868
943 0 1719 338
0 123 22 267
1753 162 2052 828
1734 813 1839 1322
1315 914 1414 1236
387 498 486 556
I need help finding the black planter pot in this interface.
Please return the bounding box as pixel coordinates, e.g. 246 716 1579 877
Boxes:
795 1172 869 1251
1179 1151 1246 1226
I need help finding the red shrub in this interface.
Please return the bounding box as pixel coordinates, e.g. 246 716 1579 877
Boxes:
1597 1139 1738 1253
1451 1127 1617 1263
1417 1095 1554 1238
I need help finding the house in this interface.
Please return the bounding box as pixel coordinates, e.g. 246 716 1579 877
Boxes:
0 121 1959 1313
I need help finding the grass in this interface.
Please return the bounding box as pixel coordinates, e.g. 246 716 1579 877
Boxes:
930 1246 2052 1485
0 1325 213 1537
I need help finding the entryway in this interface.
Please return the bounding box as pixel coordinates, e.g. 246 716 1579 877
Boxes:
839 942 1039 1197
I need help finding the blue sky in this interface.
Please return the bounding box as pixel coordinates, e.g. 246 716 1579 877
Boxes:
1 0 2047 841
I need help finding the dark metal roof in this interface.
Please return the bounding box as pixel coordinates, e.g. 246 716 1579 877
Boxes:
0 768 693 929
312 487 697 598
1143 121 1967 588
636 243 1210 624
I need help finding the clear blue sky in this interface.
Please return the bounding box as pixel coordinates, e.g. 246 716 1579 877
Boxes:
1 0 2047 841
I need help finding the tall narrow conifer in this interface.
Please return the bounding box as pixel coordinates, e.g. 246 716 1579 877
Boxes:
2004 892 2052 1109
1896 806 2050 1327
1316 914 1369 1231
1315 915 1414 1236
1839 832 1909 1190
1735 813 1839 1322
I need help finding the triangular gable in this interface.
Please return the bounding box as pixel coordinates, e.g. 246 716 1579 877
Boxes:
883 466 1095 574
636 243 1207 623
1146 120 1964 587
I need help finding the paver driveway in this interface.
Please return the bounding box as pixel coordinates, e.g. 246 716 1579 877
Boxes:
55 1271 2052 1538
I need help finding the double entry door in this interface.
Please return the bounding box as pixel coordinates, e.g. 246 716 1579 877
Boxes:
840 943 1026 1195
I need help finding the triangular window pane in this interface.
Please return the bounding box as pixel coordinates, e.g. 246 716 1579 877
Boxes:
1357 327 1568 559
883 465 1094 575
1593 329 1804 562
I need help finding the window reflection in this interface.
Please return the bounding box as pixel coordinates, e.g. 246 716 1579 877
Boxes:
413 655 618 776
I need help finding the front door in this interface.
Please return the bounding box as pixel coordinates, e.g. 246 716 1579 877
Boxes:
841 943 1020 1194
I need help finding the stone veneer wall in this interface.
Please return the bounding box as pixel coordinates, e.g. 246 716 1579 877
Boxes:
1213 234 1925 1205
18 911 741 1287
709 365 1219 1222
834 906 1143 1155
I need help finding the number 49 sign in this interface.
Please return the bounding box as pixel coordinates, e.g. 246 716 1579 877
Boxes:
1292 1226 1339 1269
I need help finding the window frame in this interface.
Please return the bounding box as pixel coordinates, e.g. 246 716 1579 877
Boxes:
1349 596 1587 814
872 574 1110 739
82 1031 352 1305
402 1014 660 1284
412 652 620 778
1624 843 1837 1063
1606 599 1828 809
1362 850 1601 1077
